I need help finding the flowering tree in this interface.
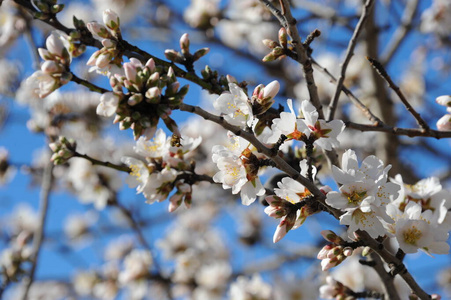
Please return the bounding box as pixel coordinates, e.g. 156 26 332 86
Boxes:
1 0 451 299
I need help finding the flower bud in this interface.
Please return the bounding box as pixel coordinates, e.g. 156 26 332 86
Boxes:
50 4 64 14
262 39 278 49
96 52 111 69
145 87 161 102
343 247 353 257
145 58 156 73
46 32 66 57
436 95 451 107
164 49 183 63
180 33 190 55
87 22 111 38
263 80 280 100
321 230 340 244
41 60 61 74
124 63 137 82
192 48 210 61
437 114 451 131
278 27 288 48
103 9 120 31
128 93 143 106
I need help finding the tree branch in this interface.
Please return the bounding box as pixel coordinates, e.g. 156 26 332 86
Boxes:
21 159 54 300
327 0 374 121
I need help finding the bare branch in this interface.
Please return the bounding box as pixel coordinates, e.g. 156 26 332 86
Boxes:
327 0 375 121
381 0 419 65
21 159 54 300
345 121 451 138
367 57 432 133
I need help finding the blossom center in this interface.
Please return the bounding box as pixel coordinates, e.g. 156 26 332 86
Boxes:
345 190 367 206
403 226 422 245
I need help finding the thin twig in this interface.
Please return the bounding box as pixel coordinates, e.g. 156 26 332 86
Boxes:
368 252 401 300
367 57 432 132
260 0 324 118
345 121 451 138
358 231 431 300
381 0 419 65
312 58 383 125
327 0 374 121
71 73 110 94
21 159 54 300
73 152 130 173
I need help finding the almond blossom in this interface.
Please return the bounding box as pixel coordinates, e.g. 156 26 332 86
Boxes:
386 201 450 255
264 160 323 243
264 99 344 151
27 31 72 98
326 149 400 239
213 83 254 128
212 134 265 205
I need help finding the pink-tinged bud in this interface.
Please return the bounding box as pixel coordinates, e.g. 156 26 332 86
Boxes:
41 60 61 74
38 48 53 61
164 49 183 63
320 185 332 194
264 206 284 218
180 33 190 54
431 294 441 300
321 258 334 271
129 57 142 68
145 58 155 73
101 39 115 48
192 48 209 61
226 74 237 84
263 80 280 99
167 82 180 94
436 95 451 107
124 63 137 82
317 244 333 259
145 87 161 100
437 114 451 131
327 246 342 259
86 50 100 66
253 84 264 98
278 27 288 48
103 9 120 31
128 93 143 106
321 230 339 243
48 142 59 152
87 22 110 38
273 222 288 243
343 247 353 257
96 53 111 69
46 32 67 57
262 39 278 49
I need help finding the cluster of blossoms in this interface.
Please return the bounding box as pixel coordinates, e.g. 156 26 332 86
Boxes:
86 9 123 71
86 10 189 140
436 95 451 131
73 236 154 299
211 82 347 242
265 160 329 243
263 99 344 151
212 133 265 206
121 128 202 212
317 230 354 271
317 150 451 269
96 57 188 139
326 149 400 239
28 31 73 98
386 175 451 255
